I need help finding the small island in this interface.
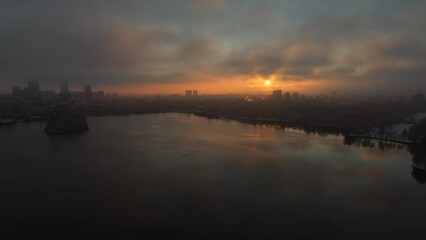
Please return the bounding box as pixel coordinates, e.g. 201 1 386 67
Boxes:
44 104 89 134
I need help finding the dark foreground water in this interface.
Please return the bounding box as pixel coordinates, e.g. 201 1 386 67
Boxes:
1 113 425 239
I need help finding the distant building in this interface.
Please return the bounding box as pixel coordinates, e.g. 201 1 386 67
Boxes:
69 92 85 102
272 90 282 100
59 82 70 101
41 90 56 102
97 90 104 99
412 93 425 103
84 85 92 94
12 86 21 96
84 84 92 101
60 82 69 94
193 90 198 96
284 92 291 99
92 91 104 101
105 93 118 99
185 90 193 97
28 80 39 91
27 80 40 97
21 87 28 97
20 80 41 101
293 92 299 99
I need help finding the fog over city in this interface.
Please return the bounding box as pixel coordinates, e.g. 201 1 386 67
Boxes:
1 0 426 94
2 1 426 239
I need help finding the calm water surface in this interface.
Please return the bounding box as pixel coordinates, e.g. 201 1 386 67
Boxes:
1 113 425 239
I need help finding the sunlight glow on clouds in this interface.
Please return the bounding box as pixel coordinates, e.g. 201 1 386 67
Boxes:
0 0 425 94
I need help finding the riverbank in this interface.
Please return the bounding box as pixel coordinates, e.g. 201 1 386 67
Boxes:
190 111 421 145
346 134 413 145
192 111 347 132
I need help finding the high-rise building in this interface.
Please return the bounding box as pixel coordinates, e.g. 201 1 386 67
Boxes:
293 92 299 99
12 86 21 96
84 84 92 101
28 80 39 91
27 80 40 97
59 82 70 101
41 90 56 102
60 82 69 94
272 90 282 100
193 90 198 96
23 80 40 99
185 90 192 97
284 92 291 99
85 85 92 93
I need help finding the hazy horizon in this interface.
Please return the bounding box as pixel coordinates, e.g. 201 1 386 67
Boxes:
2 3 426 237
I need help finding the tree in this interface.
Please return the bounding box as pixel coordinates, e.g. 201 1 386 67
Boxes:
408 119 426 144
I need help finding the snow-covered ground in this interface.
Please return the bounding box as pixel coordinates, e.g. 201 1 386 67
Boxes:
366 112 426 142
367 123 412 142
390 123 412 135
406 112 426 123
413 112 426 121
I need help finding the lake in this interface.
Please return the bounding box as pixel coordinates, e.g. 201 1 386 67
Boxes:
1 113 425 239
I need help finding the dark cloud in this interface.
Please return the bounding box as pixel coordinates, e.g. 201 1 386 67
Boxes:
0 0 426 94
180 37 218 62
0 0 223 88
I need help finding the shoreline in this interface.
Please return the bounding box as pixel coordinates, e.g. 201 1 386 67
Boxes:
346 134 412 145
192 111 347 131
1 111 418 145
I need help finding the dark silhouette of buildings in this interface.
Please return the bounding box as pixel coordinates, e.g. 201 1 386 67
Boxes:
27 80 40 97
59 82 70 101
12 86 21 96
412 93 425 103
96 91 105 100
60 82 69 94
6 81 109 104
84 85 92 101
272 90 282 100
284 92 291 100
18 80 41 100
293 92 299 99
185 90 199 97
28 80 39 91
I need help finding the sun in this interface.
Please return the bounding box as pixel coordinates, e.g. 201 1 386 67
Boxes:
264 80 271 86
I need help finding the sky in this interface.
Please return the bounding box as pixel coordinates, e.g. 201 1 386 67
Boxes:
1 0 425 95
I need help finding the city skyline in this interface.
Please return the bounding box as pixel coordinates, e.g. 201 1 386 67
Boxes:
1 2 426 237
6 79 321 98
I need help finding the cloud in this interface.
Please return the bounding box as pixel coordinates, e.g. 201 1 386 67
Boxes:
223 39 333 80
180 37 218 62
0 0 426 94
191 0 228 13
222 8 426 93
0 1 224 88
